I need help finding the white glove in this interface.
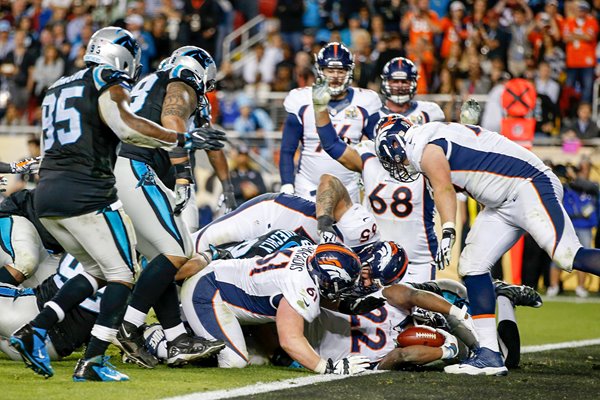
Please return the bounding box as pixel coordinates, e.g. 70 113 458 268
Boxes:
449 304 480 344
174 182 191 215
312 78 331 113
325 356 370 375
437 329 459 360
435 222 456 270
0 176 7 192
460 99 482 125
10 157 40 174
280 183 294 195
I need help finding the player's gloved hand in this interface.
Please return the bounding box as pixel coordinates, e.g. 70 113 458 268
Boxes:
435 222 456 270
220 181 237 214
437 329 459 360
174 181 192 215
312 78 331 113
0 176 7 192
317 215 338 243
10 156 40 174
179 127 227 151
325 356 370 375
280 183 294 195
449 304 479 344
460 99 482 125
208 244 233 260
338 294 386 315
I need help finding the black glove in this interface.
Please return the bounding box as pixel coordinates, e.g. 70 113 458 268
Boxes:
181 127 227 151
221 181 237 213
338 295 386 315
435 224 456 270
208 244 233 260
317 215 338 243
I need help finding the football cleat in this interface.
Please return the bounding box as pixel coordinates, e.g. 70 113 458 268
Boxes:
9 324 54 378
494 280 543 308
166 333 225 367
444 347 508 376
113 321 158 369
73 355 129 382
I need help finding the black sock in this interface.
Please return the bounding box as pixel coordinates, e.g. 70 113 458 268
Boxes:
498 320 520 369
0 267 19 286
32 273 95 330
153 282 181 330
84 282 131 359
129 254 177 315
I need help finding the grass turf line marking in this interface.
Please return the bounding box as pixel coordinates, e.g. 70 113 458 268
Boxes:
165 339 600 400
163 370 383 400
521 338 600 353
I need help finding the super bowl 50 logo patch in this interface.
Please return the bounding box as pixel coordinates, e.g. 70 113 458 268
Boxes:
345 107 358 119
409 114 424 125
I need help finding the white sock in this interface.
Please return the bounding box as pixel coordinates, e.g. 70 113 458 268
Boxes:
164 323 187 342
123 307 147 328
474 316 500 352
496 296 517 324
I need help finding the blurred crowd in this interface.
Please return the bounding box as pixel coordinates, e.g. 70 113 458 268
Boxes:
0 0 597 136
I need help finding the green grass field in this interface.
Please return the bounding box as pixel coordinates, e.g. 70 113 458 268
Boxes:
1 299 599 400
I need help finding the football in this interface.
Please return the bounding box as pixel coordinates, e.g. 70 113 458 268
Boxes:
396 326 445 348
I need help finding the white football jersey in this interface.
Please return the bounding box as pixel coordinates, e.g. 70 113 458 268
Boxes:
206 246 321 323
355 140 437 265
307 304 410 362
284 87 381 196
53 254 103 314
193 193 380 253
378 100 445 126
406 122 551 208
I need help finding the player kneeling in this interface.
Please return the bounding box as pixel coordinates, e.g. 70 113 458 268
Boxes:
179 243 370 374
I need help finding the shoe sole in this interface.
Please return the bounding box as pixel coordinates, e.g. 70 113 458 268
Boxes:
444 365 508 376
9 337 53 378
113 338 158 369
166 343 226 367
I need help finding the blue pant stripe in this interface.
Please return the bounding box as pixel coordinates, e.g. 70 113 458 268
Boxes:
532 175 565 256
130 160 183 248
0 216 15 260
103 209 134 272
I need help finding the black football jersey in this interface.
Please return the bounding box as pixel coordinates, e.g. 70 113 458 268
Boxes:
119 67 200 188
35 66 133 217
219 229 315 259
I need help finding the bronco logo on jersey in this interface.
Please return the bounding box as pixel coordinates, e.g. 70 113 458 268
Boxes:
345 106 359 119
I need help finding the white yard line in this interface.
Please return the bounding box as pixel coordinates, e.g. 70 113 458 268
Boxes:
164 339 600 400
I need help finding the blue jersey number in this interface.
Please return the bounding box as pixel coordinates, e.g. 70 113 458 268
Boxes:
350 307 388 353
42 86 84 150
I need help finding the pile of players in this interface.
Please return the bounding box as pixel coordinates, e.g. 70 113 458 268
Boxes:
1 28 599 383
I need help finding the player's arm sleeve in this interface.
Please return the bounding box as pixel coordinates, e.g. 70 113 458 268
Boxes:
98 85 180 150
317 123 363 172
280 113 303 185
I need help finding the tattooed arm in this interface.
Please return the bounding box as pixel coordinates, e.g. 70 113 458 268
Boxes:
162 81 198 173
98 84 182 148
316 174 353 222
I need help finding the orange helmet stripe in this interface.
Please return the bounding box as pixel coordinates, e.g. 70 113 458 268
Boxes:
316 244 360 263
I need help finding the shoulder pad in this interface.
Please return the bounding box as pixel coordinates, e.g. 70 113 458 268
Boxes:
419 101 446 122
355 88 382 115
168 66 203 96
283 88 311 114
92 65 132 92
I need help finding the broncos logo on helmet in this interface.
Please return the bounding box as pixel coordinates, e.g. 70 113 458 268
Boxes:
315 42 354 96
309 243 362 300
380 57 419 105
374 114 420 182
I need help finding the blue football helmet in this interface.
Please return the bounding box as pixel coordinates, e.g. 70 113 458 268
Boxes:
315 42 354 96
362 241 408 287
309 243 362 300
374 114 419 182
381 57 419 105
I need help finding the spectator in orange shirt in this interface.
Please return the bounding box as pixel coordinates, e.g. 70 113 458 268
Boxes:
401 0 441 48
439 1 470 60
562 0 599 103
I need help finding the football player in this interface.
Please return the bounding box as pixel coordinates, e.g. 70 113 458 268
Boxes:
180 242 370 374
0 189 63 287
314 79 439 282
377 118 600 375
114 46 226 369
9 27 225 382
279 42 381 202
